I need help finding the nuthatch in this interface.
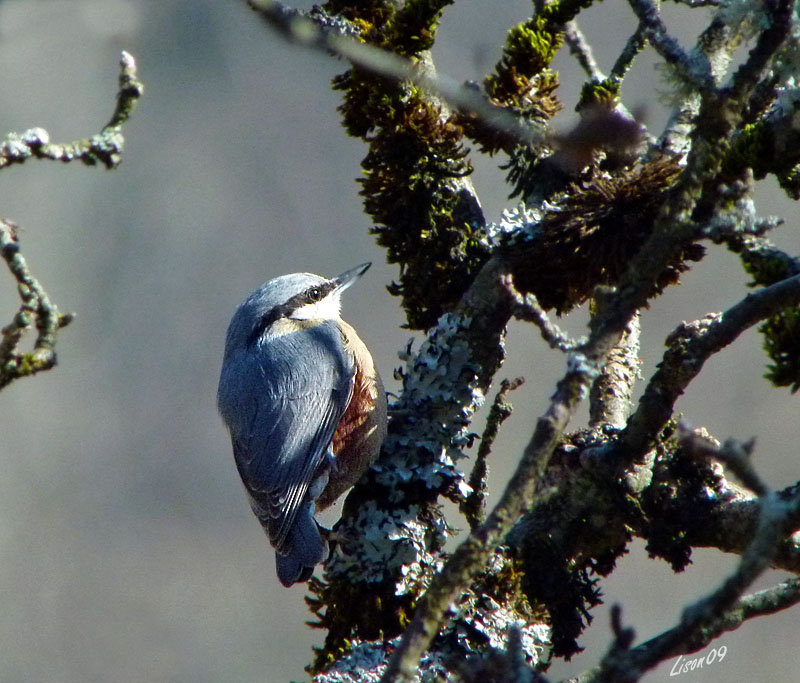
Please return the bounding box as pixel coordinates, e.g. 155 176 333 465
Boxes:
217 262 387 586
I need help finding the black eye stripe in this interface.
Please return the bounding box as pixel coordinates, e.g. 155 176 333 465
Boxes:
247 281 337 347
300 281 336 305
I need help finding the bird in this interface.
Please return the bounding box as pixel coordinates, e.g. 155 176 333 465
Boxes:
217 262 387 587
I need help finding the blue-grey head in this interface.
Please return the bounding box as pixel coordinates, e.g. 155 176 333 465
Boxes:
221 262 371 361
217 263 377 586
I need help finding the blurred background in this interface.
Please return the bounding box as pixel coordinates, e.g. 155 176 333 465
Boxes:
0 1 797 681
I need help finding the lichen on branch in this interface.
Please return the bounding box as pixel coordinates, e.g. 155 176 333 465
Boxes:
0 52 143 392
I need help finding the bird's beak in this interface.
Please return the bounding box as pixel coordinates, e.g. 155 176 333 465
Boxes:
332 262 371 294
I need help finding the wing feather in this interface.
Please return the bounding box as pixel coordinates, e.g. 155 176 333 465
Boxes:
218 321 354 552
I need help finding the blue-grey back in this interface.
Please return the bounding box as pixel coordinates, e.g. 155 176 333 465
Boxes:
217 310 354 549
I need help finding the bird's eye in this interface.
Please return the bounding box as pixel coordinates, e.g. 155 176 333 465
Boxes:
307 288 322 303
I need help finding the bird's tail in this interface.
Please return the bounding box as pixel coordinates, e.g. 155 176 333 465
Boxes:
274 507 328 587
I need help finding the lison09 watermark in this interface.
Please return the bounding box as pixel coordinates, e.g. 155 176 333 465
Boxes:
669 645 728 676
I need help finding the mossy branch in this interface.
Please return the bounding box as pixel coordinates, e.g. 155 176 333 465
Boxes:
241 0 800 679
583 437 800 682
245 0 549 148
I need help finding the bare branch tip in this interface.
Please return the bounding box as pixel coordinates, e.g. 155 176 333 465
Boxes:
678 423 770 497
120 51 135 72
507 280 585 353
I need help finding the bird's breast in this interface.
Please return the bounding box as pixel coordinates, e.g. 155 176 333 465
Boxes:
331 366 378 454
315 321 387 509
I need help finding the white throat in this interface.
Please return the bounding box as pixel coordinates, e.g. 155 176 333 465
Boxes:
291 293 342 321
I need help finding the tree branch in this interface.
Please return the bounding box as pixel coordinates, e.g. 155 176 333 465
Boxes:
507 282 585 353
564 20 604 82
381 349 605 681
245 0 547 148
626 0 715 92
727 0 795 107
678 426 769 497
577 411 800 682
610 23 647 82
381 84 800 672
238 1 800 679
589 312 640 429
0 52 143 170
582 480 800 682
379 263 628 679
577 577 800 683
0 52 142 391
621 272 800 463
0 221 73 390
461 377 525 531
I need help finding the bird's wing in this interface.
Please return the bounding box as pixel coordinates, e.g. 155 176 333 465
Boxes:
220 321 354 552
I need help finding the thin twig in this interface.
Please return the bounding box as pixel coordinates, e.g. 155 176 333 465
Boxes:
610 23 647 82
0 52 142 390
602 604 636 665
0 221 73 390
461 377 524 530
0 52 143 170
735 577 800 620
678 425 769 497
727 0 794 106
564 20 605 81
626 0 715 92
105 51 144 130
506 278 585 352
